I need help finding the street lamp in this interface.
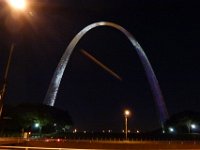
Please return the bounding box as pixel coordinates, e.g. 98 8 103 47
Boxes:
34 122 42 136
34 123 40 128
124 109 130 140
191 124 196 129
190 123 197 134
168 127 175 133
7 0 27 10
0 0 27 118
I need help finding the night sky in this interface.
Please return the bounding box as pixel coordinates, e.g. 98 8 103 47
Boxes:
0 0 200 132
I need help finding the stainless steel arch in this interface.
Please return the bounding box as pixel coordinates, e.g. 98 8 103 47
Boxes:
43 21 169 124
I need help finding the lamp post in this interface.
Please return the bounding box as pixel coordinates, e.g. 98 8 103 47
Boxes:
0 0 27 117
124 109 130 140
34 122 42 137
0 44 15 117
190 123 197 134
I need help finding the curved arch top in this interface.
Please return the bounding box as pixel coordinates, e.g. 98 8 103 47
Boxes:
43 21 169 124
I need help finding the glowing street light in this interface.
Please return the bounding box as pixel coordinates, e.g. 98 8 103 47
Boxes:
34 123 40 128
191 124 196 129
168 127 175 133
7 0 27 10
34 122 42 136
124 109 131 140
124 110 130 117
190 123 197 133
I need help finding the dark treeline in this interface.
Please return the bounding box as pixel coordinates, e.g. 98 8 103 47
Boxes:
0 103 73 136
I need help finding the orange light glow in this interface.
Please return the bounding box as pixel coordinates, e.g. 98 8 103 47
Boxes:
7 0 26 10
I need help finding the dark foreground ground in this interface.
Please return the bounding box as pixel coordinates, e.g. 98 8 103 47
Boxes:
24 140 200 149
1 139 200 149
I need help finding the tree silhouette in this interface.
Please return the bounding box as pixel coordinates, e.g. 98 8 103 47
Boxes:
1 103 73 135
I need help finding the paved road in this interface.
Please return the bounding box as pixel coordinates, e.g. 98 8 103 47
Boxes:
0 137 25 145
1 138 200 149
0 145 200 150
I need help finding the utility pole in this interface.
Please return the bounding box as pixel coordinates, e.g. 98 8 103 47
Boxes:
0 43 15 117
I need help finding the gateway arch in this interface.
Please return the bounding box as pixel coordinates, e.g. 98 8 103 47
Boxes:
43 21 169 125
